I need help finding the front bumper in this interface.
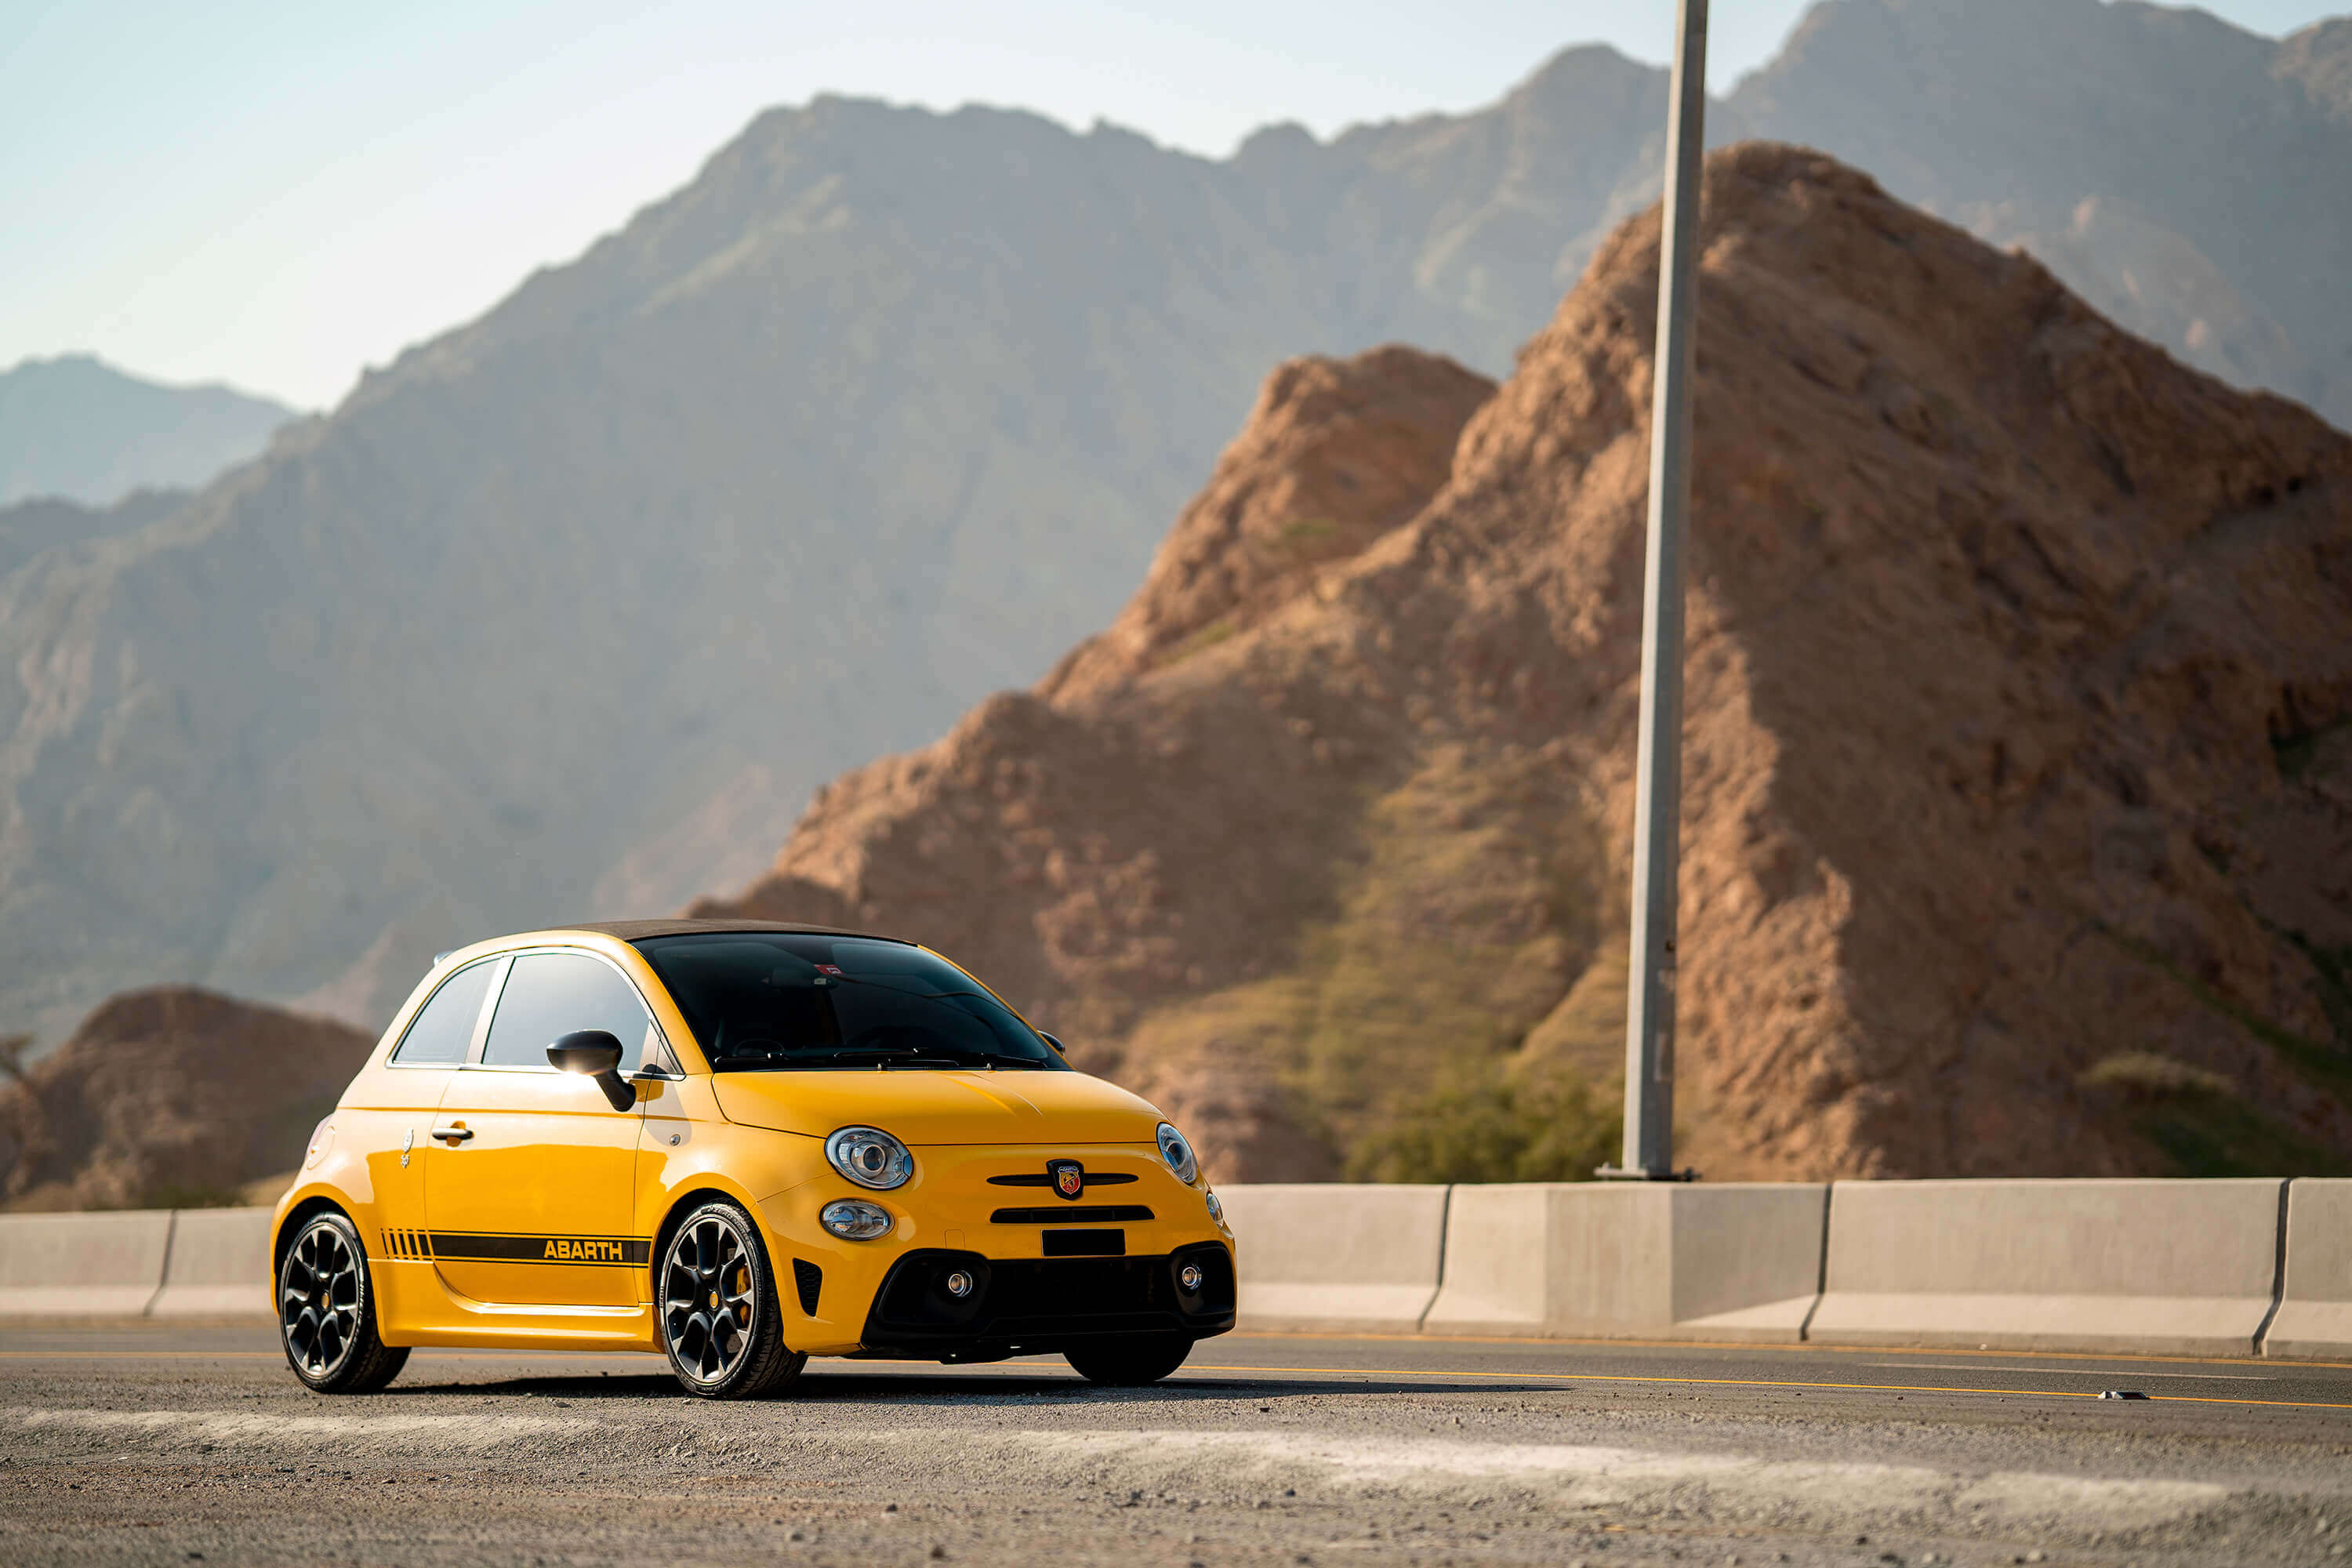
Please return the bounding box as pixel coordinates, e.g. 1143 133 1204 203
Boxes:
756 1139 1236 1356
852 1241 1236 1361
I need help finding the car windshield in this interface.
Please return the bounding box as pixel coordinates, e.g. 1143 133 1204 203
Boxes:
630 931 1068 1073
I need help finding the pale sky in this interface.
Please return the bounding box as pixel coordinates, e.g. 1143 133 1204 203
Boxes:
2 1 2338 412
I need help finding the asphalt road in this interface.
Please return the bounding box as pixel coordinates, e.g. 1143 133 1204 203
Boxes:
3 1323 2349 1566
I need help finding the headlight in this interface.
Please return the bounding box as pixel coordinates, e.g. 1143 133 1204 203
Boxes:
1156 1121 1199 1184
820 1199 894 1240
303 1118 335 1169
826 1126 913 1190
1204 1189 1223 1225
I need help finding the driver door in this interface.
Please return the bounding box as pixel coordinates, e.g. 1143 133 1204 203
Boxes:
423 949 657 1308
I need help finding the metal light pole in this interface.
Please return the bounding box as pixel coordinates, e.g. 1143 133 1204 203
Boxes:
1602 0 1707 1181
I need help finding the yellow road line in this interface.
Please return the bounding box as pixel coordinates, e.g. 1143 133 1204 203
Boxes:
1187 1361 2352 1412
1222 1329 2352 1373
0 1350 660 1361
0 1351 281 1359
7 1349 2350 1412
12 1331 2350 1374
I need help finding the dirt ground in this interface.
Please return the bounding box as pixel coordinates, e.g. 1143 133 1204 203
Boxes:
3 1326 2350 1566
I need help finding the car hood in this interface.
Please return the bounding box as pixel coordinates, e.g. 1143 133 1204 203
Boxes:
708 1069 1165 1145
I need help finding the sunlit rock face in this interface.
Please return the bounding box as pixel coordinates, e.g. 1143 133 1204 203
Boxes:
705 147 2352 1183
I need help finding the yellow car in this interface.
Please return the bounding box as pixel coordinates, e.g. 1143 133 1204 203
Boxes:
270 920 1236 1398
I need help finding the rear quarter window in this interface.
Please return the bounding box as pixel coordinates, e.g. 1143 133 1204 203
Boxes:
390 960 498 1065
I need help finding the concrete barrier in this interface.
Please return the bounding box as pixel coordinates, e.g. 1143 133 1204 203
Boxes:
1805 1178 2285 1356
1421 1182 1827 1341
2262 1178 2352 1360
0 1210 175 1317
1218 1183 1450 1333
0 1181 2308 1357
147 1207 277 1319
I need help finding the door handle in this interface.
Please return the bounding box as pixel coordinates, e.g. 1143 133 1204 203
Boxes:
430 1122 474 1145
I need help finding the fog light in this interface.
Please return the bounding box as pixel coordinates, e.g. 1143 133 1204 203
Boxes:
944 1269 975 1298
819 1199 893 1240
1178 1262 1204 1292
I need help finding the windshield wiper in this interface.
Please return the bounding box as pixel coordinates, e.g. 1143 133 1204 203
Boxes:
821 1050 972 1070
722 1046 1050 1072
861 1051 1050 1071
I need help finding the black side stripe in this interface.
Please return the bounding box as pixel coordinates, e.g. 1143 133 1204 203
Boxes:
382 1228 433 1259
428 1232 652 1266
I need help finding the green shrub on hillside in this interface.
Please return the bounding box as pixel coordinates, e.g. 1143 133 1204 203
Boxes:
1350 1070 1618 1184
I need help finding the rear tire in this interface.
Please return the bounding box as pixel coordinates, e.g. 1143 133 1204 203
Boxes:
278 1211 408 1394
657 1200 804 1399
1065 1334 1192 1386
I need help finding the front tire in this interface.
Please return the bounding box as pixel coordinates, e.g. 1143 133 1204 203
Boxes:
658 1200 804 1399
1065 1334 1192 1386
278 1211 408 1394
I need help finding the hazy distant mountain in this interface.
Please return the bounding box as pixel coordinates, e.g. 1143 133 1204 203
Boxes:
0 487 190 579
1730 0 2352 430
0 56 1678 1042
0 355 294 506
1 0 2345 1045
2278 15 2352 122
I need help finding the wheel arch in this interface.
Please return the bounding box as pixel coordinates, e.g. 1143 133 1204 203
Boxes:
648 1182 767 1272
273 1193 354 1274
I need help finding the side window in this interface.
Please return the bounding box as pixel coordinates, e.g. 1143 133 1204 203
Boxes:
390 960 498 1065
481 952 655 1069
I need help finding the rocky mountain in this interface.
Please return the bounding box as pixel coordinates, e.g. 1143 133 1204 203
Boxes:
4 1 2347 1051
0 355 293 507
699 145 2352 1185
0 987 372 1210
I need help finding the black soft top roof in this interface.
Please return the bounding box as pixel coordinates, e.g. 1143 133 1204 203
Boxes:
559 918 909 945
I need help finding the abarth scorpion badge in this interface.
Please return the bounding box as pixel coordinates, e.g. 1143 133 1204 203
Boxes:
1048 1159 1084 1199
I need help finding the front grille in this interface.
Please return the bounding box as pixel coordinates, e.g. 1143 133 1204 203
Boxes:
989 1205 1153 1224
861 1243 1235 1352
988 1254 1152 1314
986 1171 1138 1188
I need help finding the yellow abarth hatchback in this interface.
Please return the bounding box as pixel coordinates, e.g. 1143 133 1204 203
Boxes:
270 920 1236 1398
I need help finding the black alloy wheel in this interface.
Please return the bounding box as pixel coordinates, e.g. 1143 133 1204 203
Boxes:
1064 1333 1194 1387
278 1211 408 1394
658 1200 804 1399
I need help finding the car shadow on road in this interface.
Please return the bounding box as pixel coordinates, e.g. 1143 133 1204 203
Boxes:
381 1369 1555 1403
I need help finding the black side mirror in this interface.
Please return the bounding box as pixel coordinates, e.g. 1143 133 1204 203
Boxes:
549 1031 634 1112
1039 1030 1068 1057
